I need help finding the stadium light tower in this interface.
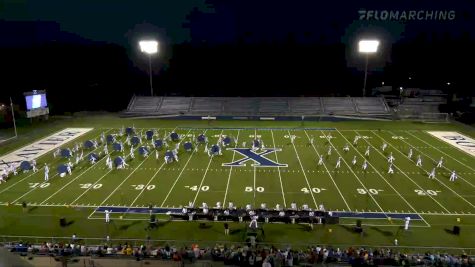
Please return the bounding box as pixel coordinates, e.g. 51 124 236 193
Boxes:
358 39 379 97
139 40 159 96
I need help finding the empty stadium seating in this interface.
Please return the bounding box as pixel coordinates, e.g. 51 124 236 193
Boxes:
288 98 322 114
352 97 390 114
125 96 391 117
322 97 355 114
397 97 442 116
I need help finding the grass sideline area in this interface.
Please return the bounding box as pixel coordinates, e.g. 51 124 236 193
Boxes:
1 114 475 252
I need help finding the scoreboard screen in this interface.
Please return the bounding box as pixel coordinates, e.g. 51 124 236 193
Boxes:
24 90 49 118
25 93 48 110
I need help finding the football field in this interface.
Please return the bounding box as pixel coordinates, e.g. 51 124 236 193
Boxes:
1 117 475 248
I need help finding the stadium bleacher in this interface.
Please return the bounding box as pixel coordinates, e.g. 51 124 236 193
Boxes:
288 97 322 114
397 97 443 116
321 97 355 114
190 97 224 114
352 97 390 114
124 96 391 117
223 98 259 115
157 97 191 114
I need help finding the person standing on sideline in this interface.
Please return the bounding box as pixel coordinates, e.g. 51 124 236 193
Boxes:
105 210 110 223
224 223 229 235
404 216 411 230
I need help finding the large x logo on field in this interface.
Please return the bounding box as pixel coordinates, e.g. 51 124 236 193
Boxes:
222 148 288 167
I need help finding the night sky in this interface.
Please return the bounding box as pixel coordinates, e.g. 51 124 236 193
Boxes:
0 0 474 112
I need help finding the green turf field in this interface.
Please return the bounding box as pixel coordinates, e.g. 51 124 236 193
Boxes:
1 115 475 251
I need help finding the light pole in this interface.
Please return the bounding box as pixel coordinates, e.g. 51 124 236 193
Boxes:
10 97 17 138
139 40 159 96
358 39 379 97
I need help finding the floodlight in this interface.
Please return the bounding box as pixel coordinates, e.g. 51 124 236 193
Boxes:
358 40 380 53
139 40 159 55
139 40 159 96
359 39 380 96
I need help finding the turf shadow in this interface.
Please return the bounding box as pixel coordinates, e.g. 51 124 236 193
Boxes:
370 226 394 237
27 206 38 213
119 220 141 231
444 228 459 235
339 225 367 237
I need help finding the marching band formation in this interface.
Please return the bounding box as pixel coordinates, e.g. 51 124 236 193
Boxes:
0 128 460 209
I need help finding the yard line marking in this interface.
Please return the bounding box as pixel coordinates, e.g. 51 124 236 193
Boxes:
192 130 224 205
375 130 475 210
404 130 475 189
270 129 287 207
11 128 114 203
0 168 45 196
39 129 134 205
11 174 58 203
287 130 318 209
223 130 241 206
89 154 152 217
0 128 112 196
78 127 170 215
336 130 431 226
303 130 350 211
126 161 166 210
322 131 387 216
160 130 207 207
409 130 475 163
128 129 193 209
68 169 114 205
360 130 450 213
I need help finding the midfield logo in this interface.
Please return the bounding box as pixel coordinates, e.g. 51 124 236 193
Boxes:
222 148 288 167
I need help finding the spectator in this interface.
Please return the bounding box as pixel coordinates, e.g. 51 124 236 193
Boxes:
224 222 229 235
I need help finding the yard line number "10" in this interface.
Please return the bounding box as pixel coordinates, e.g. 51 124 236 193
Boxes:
301 188 325 194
